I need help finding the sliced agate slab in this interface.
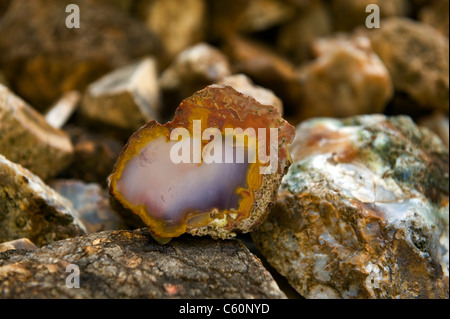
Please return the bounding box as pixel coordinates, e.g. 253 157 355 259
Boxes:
110 85 295 240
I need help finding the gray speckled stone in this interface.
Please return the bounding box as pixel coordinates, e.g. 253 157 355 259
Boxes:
0 228 287 299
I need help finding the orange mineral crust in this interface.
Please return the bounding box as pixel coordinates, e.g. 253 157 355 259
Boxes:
110 85 295 240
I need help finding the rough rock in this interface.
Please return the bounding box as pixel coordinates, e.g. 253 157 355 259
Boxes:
252 115 449 299
0 154 86 247
0 228 287 299
0 238 37 253
295 35 393 120
49 180 126 234
0 84 74 180
217 74 283 114
278 0 332 64
80 57 160 132
363 18 449 113
159 43 231 116
0 0 159 111
418 0 449 37
59 125 124 187
223 35 301 115
138 0 207 62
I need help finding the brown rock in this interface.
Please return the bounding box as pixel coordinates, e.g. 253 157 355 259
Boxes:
0 238 37 253
222 35 301 115
0 84 74 180
218 74 283 114
252 115 449 299
159 43 231 116
277 0 332 64
363 17 449 113
208 0 249 39
0 228 287 299
295 35 393 120
138 0 207 62
0 0 159 111
60 125 124 187
80 57 160 132
0 154 86 247
418 0 449 37
49 180 127 234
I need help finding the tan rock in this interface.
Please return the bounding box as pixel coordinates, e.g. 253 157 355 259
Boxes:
138 0 207 62
0 84 74 180
81 57 160 131
0 154 86 247
296 35 393 120
223 35 301 114
253 115 449 299
363 17 449 112
159 43 231 115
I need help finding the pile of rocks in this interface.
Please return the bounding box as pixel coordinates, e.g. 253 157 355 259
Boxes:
0 0 448 299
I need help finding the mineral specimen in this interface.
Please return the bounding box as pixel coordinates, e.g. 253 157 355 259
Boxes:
0 154 86 247
295 35 393 120
252 115 449 299
110 85 295 241
0 84 74 180
0 228 287 299
81 57 161 131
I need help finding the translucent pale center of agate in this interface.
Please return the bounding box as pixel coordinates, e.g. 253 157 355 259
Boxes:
116 136 250 221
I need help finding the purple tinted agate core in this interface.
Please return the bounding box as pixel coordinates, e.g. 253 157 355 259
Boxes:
116 137 250 222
